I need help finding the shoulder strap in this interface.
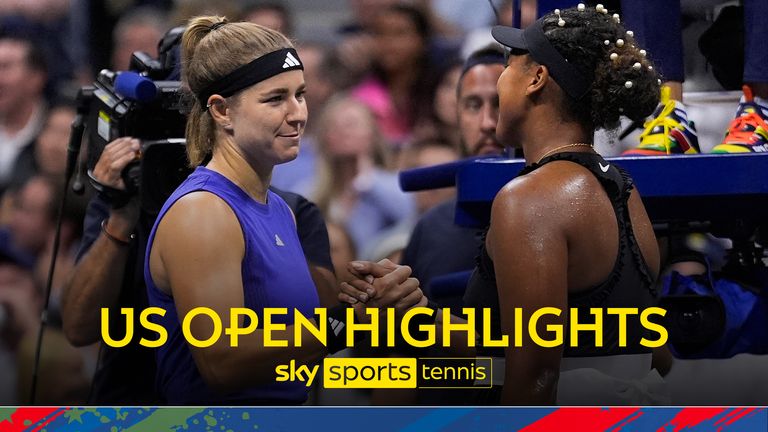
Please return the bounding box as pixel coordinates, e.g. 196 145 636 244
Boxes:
521 151 633 204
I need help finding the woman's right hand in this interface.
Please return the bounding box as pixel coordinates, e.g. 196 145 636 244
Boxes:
338 260 426 318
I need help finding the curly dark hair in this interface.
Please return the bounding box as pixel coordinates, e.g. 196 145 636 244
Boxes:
539 7 661 130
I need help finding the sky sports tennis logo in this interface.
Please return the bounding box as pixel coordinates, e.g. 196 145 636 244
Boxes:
275 357 492 389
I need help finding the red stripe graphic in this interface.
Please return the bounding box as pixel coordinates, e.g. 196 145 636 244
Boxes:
28 408 68 432
610 410 645 431
521 408 641 432
0 408 61 432
715 408 763 431
713 408 746 428
658 408 728 432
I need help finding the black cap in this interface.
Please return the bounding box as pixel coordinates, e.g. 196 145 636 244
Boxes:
492 19 591 100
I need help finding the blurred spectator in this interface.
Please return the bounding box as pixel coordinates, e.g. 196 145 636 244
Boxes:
0 34 48 192
5 176 56 259
326 221 356 283
461 0 513 58
364 137 460 263
0 240 40 404
239 1 293 37
430 0 496 35
335 0 389 83
272 42 341 193
311 96 415 256
351 4 440 147
0 173 86 313
455 48 506 157
110 6 168 72
7 98 75 191
345 0 400 33
0 0 69 23
169 0 239 26
67 0 174 80
1 0 75 88
32 103 73 178
413 60 463 151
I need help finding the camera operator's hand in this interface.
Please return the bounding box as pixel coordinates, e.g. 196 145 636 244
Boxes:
92 137 141 191
92 137 141 235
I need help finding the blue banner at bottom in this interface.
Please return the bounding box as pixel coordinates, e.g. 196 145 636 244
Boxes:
1 407 765 431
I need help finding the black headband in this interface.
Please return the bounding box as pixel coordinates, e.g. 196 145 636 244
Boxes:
196 48 303 108
492 20 592 100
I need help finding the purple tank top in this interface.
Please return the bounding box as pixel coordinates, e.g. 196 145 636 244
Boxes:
145 166 320 404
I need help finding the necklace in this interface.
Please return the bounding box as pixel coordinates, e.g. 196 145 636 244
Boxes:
536 143 593 164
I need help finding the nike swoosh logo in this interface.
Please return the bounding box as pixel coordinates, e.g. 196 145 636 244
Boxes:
599 162 610 173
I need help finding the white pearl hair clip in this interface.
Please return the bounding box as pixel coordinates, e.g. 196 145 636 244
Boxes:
555 9 565 27
604 40 610 46
616 39 625 47
648 65 653 71
577 3 586 11
633 62 642 70
640 49 647 57
625 81 633 89
626 30 634 37
613 13 620 23
610 53 618 61
596 4 606 14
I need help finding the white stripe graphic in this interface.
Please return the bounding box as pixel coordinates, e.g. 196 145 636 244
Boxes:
282 52 300 68
286 52 300 66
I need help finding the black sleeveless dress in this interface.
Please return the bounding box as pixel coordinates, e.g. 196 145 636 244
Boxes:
462 151 661 404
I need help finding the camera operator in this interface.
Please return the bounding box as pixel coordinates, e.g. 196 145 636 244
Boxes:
61 133 338 403
61 136 159 403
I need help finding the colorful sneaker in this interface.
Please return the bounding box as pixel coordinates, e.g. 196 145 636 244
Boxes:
710 85 768 153
623 86 700 155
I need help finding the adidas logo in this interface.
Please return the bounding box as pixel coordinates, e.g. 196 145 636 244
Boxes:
282 52 300 69
275 234 285 246
329 317 344 336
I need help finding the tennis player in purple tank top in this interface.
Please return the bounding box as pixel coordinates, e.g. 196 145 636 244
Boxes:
144 17 425 405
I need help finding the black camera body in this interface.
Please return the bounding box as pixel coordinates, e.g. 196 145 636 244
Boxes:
81 27 192 215
85 75 186 175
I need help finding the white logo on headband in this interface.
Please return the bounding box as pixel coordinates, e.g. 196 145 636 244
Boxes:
282 52 300 69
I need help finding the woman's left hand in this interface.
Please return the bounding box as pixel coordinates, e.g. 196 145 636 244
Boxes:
338 259 425 315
